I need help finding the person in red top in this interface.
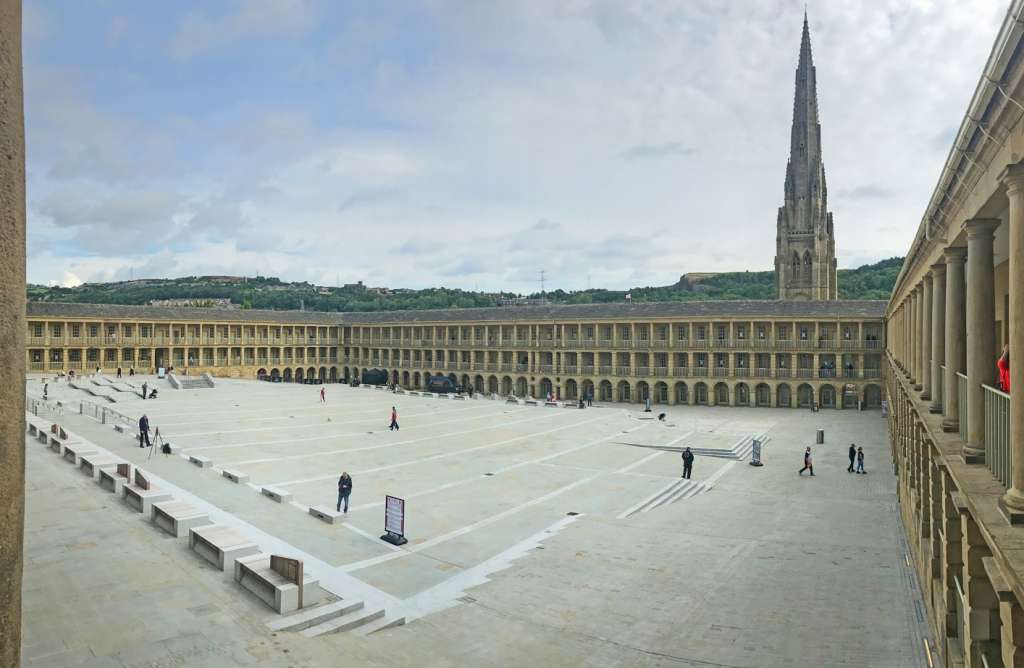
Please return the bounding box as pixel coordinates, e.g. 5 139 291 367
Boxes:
320 386 326 403
998 345 1010 393
389 406 399 431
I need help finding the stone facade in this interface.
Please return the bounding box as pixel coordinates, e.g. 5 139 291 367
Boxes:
775 14 838 301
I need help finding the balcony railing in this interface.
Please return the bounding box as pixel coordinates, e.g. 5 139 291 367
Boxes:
957 372 968 443
984 384 1011 490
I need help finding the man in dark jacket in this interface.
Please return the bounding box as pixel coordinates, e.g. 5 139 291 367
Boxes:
848 444 857 473
681 447 694 479
139 414 151 449
337 472 353 513
142 381 148 400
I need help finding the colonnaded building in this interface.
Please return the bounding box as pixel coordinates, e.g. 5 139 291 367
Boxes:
885 2 1024 665
21 16 887 411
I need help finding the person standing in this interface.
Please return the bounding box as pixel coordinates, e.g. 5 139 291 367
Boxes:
141 381 148 401
681 447 694 479
116 367 122 379
337 472 352 513
798 447 814 476
856 447 866 474
43 382 48 400
998 345 1010 393
586 390 593 407
847 444 856 473
389 406 399 431
320 386 326 404
129 367 135 377
139 414 151 449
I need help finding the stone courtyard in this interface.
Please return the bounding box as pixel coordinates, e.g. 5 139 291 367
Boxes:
21 375 931 667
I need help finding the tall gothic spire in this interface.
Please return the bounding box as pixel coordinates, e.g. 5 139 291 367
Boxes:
775 12 838 300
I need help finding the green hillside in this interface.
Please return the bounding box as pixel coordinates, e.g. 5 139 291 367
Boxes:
27 257 903 312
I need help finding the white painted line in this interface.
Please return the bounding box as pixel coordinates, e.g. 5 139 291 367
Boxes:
615 450 666 474
616 478 680 519
703 460 738 489
268 411 613 486
288 500 403 551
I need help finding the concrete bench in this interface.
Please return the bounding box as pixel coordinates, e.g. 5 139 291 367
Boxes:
234 553 322 614
113 424 127 433
62 442 97 465
188 454 213 468
222 469 249 484
544 401 559 407
99 463 133 494
524 399 539 406
151 500 210 538
308 505 343 524
260 486 293 503
452 395 466 400
123 470 173 515
79 453 124 480
506 398 520 405
37 431 51 445
189 524 259 572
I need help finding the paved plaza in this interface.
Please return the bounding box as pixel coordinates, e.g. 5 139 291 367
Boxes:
21 375 931 666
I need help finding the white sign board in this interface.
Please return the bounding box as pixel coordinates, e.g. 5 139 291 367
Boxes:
157 367 166 379
385 495 405 537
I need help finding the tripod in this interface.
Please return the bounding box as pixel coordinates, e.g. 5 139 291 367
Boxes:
146 427 167 460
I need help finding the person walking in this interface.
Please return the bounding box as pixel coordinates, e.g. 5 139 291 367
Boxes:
847 444 856 473
337 472 352 513
681 447 694 479
139 414 151 449
43 382 48 400
998 345 1010 393
389 406 399 431
116 367 122 379
586 390 593 407
129 367 135 377
856 447 866 474
141 381 148 401
798 447 814 476
320 386 326 404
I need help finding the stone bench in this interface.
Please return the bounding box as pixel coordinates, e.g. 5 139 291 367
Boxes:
506 398 520 405
152 500 210 538
234 553 322 614
222 468 249 484
123 470 173 515
452 395 466 400
99 463 133 494
189 524 259 572
544 401 559 407
524 399 539 406
260 486 293 503
188 454 213 468
62 442 97 465
113 424 127 434
308 505 343 524
79 453 124 480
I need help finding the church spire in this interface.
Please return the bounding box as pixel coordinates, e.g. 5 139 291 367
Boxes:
775 11 838 300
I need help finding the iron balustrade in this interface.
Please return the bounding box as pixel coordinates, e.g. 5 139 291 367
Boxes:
984 384 1011 489
957 372 968 443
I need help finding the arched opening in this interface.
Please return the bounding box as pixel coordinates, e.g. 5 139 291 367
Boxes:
735 382 749 406
581 379 595 401
488 375 499 394
283 368 293 382
401 371 409 386
256 368 267 380
318 367 327 381
295 367 304 383
617 380 631 403
820 384 836 408
714 382 729 406
792 252 801 280
413 371 421 388
599 380 613 402
449 373 458 385
755 383 771 407
797 383 814 408
565 379 578 399
515 377 528 396
540 377 554 399
270 368 280 381
392 370 399 384
695 382 708 405
474 375 484 392
777 383 791 407
654 381 668 404
803 250 813 280
461 374 471 390
636 381 649 402
307 367 316 382
864 384 882 408
675 381 689 404
501 376 513 395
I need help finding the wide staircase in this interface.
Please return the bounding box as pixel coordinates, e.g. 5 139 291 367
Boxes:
167 373 216 390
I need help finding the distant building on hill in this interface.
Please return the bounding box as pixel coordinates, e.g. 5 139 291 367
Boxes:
149 298 238 309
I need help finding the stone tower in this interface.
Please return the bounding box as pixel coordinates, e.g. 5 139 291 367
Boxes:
775 12 837 300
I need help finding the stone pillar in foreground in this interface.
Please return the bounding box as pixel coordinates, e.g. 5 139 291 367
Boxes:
930 263 946 414
964 218 1000 463
1000 163 1024 521
942 247 967 433
922 272 933 400
0 1 25 665
915 284 924 391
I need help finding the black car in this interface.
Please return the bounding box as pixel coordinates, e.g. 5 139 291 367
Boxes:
425 376 462 394
361 368 389 386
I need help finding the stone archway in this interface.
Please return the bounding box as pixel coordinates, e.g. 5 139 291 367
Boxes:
565 379 578 399
617 380 631 403
714 382 729 406
755 383 771 407
797 383 814 408
599 380 613 402
283 368 293 382
295 367 305 383
735 382 750 406
695 382 708 405
820 384 836 408
675 381 689 404
515 377 528 396
488 375 499 394
864 384 882 408
777 383 791 407
654 382 668 403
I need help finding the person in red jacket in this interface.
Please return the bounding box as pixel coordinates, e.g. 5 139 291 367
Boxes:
998 345 1010 393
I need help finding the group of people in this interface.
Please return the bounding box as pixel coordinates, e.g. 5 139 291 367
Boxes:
796 444 867 476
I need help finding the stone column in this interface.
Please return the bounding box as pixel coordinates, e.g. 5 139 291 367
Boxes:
0 2 25 664
942 247 967 433
964 218 1000 463
1001 164 1024 520
916 285 925 390
922 274 933 400
931 263 946 414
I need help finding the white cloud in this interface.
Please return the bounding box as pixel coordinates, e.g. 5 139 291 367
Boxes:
169 0 317 60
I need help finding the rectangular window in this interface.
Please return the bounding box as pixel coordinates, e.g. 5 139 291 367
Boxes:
799 327 808 340
639 328 648 341
52 325 62 338
757 327 765 339
697 326 706 340
717 326 725 340
89 325 98 337
33 324 43 337
584 326 593 338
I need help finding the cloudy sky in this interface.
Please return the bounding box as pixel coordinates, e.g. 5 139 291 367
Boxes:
24 0 1006 291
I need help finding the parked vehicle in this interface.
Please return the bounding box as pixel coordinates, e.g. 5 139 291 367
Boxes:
425 376 462 394
361 368 389 386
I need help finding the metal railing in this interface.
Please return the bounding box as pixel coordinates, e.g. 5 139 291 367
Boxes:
939 365 946 407
984 384 1011 489
957 372 968 443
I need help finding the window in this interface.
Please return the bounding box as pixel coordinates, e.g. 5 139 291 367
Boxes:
71 325 81 337
88 325 98 337
799 327 808 340
639 328 648 341
697 326 706 340
32 324 42 337
584 326 593 338
757 327 765 339
843 327 851 340
621 326 630 340
717 326 726 340
52 325 62 337
737 326 746 339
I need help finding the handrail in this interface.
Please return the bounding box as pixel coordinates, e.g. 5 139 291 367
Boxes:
984 383 1012 489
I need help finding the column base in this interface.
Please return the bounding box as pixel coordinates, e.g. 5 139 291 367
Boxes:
963 445 986 465
929 403 943 414
999 489 1024 525
921 392 931 401
942 418 959 433
913 384 922 391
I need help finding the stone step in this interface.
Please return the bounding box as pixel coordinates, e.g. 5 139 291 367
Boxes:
351 614 407 637
266 599 364 633
300 606 386 637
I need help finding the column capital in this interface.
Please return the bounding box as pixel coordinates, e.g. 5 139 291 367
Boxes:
964 217 1001 239
943 246 967 263
923 271 933 286
999 161 1024 195
930 262 946 277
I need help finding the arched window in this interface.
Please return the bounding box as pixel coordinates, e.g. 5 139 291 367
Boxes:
803 251 813 280
791 253 801 279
